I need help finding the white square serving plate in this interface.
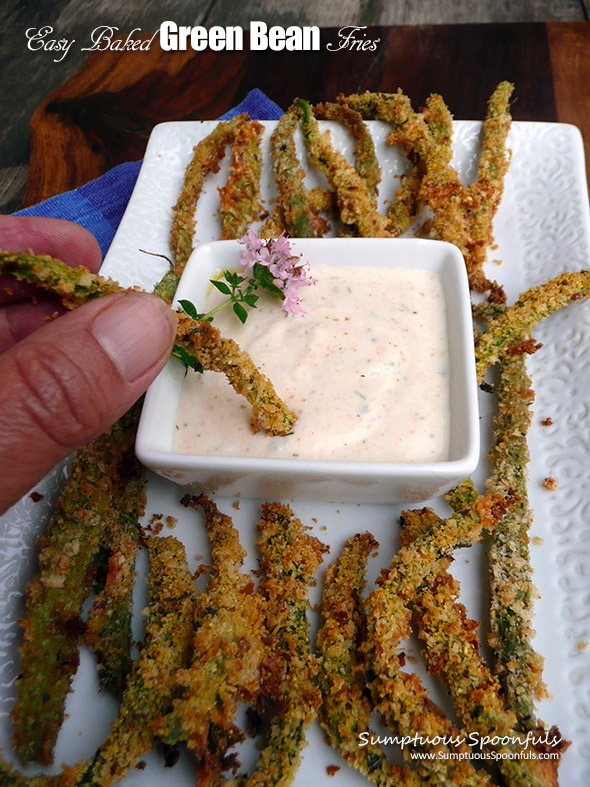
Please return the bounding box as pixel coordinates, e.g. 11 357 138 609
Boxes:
136 237 480 504
2 118 590 787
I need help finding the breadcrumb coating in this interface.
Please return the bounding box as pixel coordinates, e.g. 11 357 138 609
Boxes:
313 102 381 198
12 409 141 765
270 108 330 238
384 92 453 236
85 404 144 694
318 533 421 786
364 493 515 786
295 99 393 238
171 114 248 273
475 270 590 383
485 349 547 726
64 535 196 787
157 495 273 782
403 508 565 787
219 120 265 240
242 502 328 787
342 84 513 294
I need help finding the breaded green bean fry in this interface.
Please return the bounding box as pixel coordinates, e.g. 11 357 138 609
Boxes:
415 573 563 787
475 282 564 727
447 461 545 730
317 533 420 786
314 102 381 197
174 315 297 436
475 270 590 383
158 495 271 781
171 113 247 273
11 414 142 765
219 119 265 240
0 251 297 436
344 90 472 236
295 99 393 238
367 492 513 677
477 81 514 185
403 508 564 787
243 503 328 787
384 93 453 236
85 407 144 694
465 82 514 291
447 362 547 729
342 86 512 294
365 494 515 786
0 251 125 305
486 351 546 725
422 93 454 157
270 108 329 238
70 536 195 787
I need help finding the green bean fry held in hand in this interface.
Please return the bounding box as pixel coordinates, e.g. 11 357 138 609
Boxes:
0 251 297 436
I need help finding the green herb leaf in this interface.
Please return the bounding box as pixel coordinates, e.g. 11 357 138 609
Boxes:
210 279 231 295
178 299 199 320
224 271 244 287
233 302 248 324
243 293 259 307
253 263 284 297
171 344 204 373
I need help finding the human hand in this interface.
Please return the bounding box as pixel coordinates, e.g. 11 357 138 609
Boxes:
0 215 177 514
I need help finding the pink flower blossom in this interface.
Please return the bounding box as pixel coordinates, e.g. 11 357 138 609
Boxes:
237 228 260 277
237 231 313 314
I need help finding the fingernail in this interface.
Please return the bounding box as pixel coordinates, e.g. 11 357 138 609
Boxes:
91 292 176 383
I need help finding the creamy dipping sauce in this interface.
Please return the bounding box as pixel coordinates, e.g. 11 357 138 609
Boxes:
174 264 450 462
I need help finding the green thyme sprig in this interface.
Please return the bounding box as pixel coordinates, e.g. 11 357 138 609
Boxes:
170 232 311 373
169 269 279 373
179 266 283 327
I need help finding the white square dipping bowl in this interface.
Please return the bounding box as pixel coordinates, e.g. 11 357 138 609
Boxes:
136 238 479 504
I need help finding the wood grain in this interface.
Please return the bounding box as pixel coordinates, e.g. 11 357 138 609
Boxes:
22 23 571 208
369 0 585 24
548 22 590 184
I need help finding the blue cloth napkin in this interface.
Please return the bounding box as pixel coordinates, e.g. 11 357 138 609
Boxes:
15 89 283 258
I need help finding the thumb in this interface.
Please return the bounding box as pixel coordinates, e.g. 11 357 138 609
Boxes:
0 291 177 513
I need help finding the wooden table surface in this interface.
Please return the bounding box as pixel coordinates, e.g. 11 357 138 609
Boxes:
18 22 590 208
